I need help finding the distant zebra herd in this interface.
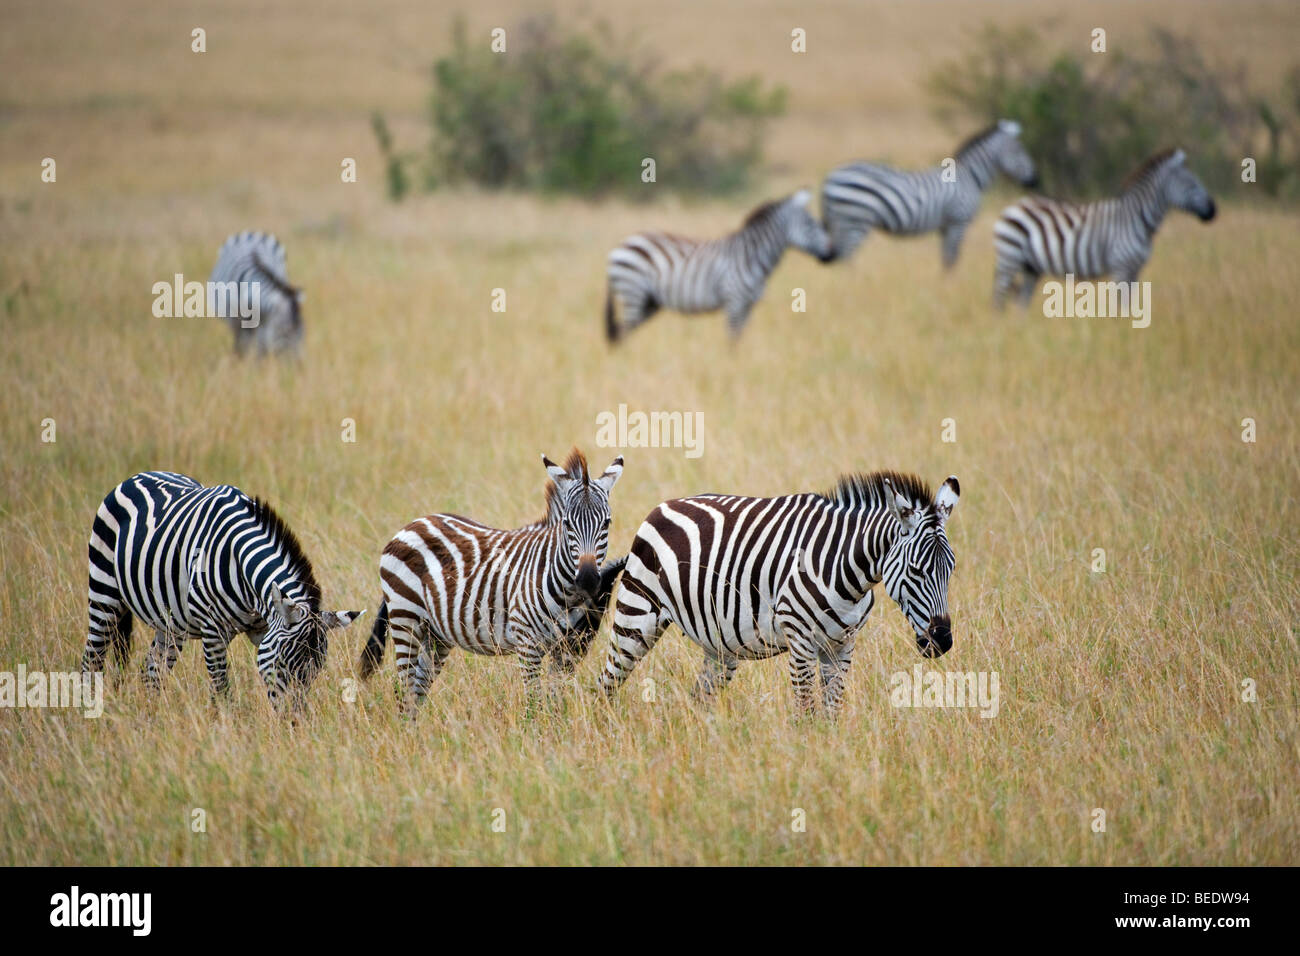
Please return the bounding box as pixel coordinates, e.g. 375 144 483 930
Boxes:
213 123 1215 356
85 122 1216 717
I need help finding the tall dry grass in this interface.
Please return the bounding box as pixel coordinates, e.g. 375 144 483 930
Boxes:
0 0 1296 864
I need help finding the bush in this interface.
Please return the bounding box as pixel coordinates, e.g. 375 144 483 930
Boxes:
375 17 785 200
926 24 1300 200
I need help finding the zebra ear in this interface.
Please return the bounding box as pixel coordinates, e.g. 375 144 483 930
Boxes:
1171 149 1186 166
934 476 960 527
270 584 308 625
321 609 364 630
883 478 921 536
596 456 624 493
542 454 572 490
791 189 812 207
998 119 1022 137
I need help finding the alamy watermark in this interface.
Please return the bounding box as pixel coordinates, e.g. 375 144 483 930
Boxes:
151 274 261 328
0 666 103 718
1042 274 1151 329
596 403 704 459
889 664 1000 718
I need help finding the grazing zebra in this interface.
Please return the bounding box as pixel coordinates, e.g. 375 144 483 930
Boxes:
357 450 624 710
605 189 834 343
821 119 1038 266
992 148 1216 308
598 471 960 716
210 231 304 356
82 471 362 705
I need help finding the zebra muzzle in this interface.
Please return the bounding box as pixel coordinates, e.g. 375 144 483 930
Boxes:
919 616 952 658
575 557 600 596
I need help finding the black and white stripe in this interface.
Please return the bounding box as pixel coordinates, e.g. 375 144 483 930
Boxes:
358 450 624 710
605 189 833 342
598 471 960 715
822 120 1037 266
992 148 1216 307
210 231 304 356
82 471 360 705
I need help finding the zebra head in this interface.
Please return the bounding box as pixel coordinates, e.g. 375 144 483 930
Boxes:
543 450 624 597
266 583 363 706
784 189 836 263
1161 151 1216 221
253 254 305 355
994 120 1039 188
880 476 960 658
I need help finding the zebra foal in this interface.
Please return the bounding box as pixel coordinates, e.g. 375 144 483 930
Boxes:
605 189 834 343
83 471 362 706
358 450 625 710
599 471 960 716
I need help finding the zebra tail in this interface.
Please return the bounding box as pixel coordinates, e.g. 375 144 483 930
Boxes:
358 599 389 679
604 280 620 343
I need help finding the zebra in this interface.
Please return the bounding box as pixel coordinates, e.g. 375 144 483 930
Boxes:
821 119 1038 267
604 189 834 343
598 471 960 716
357 450 624 710
82 471 362 706
210 231 304 357
992 148 1216 308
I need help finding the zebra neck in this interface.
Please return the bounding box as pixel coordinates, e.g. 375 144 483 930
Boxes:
1122 185 1168 237
955 141 996 192
543 526 579 593
739 214 788 272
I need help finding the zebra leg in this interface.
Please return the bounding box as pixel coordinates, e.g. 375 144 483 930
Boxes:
392 619 445 712
691 651 738 702
1016 269 1039 308
599 578 669 696
84 598 133 678
940 224 967 270
784 629 820 716
201 630 233 697
817 632 857 719
725 299 756 341
992 261 1019 311
142 629 183 690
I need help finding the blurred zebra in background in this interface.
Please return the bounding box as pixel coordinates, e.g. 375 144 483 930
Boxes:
821 119 1038 266
605 189 834 343
82 470 361 706
992 148 1216 307
210 231 304 356
599 471 961 716
358 450 624 710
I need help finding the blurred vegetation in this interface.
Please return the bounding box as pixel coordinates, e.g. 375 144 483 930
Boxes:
927 24 1300 200
374 17 785 201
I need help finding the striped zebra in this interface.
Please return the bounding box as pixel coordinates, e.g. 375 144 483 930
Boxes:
992 148 1216 307
821 119 1038 266
210 231 304 357
82 471 362 705
605 189 834 343
357 450 624 709
598 471 960 716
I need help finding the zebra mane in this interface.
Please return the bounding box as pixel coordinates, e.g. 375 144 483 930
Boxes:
824 470 933 512
742 198 785 229
541 448 590 525
1122 149 1182 191
249 497 321 609
954 123 1006 161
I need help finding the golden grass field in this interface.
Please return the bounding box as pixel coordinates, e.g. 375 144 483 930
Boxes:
1 0 1297 865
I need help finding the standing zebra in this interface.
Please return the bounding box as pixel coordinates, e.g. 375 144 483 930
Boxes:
605 189 834 343
358 450 624 710
210 231 304 357
599 471 960 716
821 120 1038 266
992 148 1216 307
83 471 362 705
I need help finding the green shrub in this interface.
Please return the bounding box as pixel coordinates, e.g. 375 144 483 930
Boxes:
375 17 785 201
926 24 1300 200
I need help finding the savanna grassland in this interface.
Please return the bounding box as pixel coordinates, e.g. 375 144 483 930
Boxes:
0 0 1297 865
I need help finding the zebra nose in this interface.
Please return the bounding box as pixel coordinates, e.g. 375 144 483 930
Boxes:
576 557 600 595
1024 172 1040 189
1200 199 1217 221
921 617 952 657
